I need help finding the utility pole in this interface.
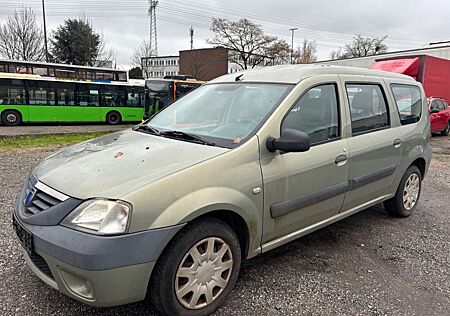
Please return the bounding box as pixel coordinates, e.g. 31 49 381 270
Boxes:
190 26 194 50
41 0 49 62
148 0 158 56
290 27 298 64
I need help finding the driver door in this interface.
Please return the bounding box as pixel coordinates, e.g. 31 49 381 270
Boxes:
260 79 350 246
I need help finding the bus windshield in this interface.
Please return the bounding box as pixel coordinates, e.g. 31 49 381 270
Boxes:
147 83 293 146
145 79 204 116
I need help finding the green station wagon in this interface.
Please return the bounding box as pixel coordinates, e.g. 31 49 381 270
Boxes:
13 65 432 315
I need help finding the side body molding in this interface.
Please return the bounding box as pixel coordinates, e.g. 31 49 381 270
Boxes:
270 164 397 218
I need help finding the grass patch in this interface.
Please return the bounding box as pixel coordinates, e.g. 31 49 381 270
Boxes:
0 132 109 152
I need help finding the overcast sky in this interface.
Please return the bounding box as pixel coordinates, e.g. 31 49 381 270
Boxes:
1 0 449 69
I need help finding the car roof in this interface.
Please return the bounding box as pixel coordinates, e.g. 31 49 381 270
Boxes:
209 64 416 84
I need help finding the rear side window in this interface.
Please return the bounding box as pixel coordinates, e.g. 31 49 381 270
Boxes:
282 84 340 145
391 84 422 125
346 84 389 135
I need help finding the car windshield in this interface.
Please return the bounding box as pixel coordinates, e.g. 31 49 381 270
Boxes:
147 83 292 146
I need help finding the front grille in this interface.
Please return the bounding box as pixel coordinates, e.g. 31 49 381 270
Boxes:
29 251 54 280
23 177 68 216
25 189 62 215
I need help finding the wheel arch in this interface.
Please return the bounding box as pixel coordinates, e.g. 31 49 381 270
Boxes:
410 157 426 178
193 209 251 259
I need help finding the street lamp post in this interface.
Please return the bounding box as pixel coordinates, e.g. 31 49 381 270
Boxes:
42 0 49 62
290 27 298 64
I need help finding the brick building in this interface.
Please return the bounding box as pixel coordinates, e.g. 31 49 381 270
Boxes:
179 47 276 81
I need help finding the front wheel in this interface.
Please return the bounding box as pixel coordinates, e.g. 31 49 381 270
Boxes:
384 165 422 217
149 218 241 316
106 111 121 125
1 110 22 126
442 122 450 136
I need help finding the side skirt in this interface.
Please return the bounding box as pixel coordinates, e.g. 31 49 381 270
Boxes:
260 194 392 253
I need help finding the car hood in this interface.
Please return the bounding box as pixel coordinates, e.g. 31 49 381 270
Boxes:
34 130 229 199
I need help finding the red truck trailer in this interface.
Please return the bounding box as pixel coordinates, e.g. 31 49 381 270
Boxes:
373 55 450 135
372 55 450 103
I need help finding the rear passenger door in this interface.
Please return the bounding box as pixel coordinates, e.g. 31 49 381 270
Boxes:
339 77 403 211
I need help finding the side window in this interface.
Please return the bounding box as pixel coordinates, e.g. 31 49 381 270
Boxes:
282 84 340 145
391 84 422 125
76 85 99 107
436 100 446 111
57 87 75 106
0 79 25 105
28 82 55 105
346 84 389 134
430 100 439 111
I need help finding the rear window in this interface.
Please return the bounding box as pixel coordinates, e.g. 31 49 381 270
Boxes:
391 84 422 125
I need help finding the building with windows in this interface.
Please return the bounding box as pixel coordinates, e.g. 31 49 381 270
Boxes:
142 47 280 81
141 55 180 79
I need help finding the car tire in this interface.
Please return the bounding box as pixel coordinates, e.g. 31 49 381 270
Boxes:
149 218 241 316
106 111 121 125
1 110 22 126
384 165 422 218
442 122 450 136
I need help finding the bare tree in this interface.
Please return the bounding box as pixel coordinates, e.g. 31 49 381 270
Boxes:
0 7 45 61
95 30 116 68
330 34 388 60
132 40 155 77
207 18 277 70
293 39 318 64
330 48 345 60
265 39 291 65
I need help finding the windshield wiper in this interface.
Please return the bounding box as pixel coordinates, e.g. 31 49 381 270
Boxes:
133 124 161 136
160 130 216 146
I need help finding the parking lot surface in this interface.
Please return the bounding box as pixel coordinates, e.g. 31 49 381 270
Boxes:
0 124 131 137
0 137 449 316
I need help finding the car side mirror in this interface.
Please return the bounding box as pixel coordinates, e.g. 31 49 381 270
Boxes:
430 108 440 114
266 129 311 153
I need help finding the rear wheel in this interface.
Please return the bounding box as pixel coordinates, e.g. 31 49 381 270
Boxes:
1 110 22 126
149 218 241 316
442 122 450 136
106 111 121 125
384 165 422 217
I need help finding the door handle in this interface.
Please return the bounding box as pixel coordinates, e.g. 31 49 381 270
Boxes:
335 154 347 165
393 139 402 148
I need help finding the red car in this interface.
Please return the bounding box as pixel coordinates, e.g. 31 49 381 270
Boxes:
428 97 450 135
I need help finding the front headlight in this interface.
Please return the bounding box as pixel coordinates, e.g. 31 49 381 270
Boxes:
61 199 131 235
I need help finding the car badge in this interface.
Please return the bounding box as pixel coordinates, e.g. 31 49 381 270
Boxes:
24 188 36 206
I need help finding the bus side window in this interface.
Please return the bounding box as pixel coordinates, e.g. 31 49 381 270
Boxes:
28 81 55 106
127 88 142 107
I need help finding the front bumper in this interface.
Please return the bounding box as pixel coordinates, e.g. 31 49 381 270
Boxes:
23 247 155 307
13 180 184 307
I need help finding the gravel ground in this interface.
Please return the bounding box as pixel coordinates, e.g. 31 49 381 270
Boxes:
0 138 449 316
0 124 131 137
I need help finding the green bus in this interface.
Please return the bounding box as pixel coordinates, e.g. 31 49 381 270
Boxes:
0 73 145 125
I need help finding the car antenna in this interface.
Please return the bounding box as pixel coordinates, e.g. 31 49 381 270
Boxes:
235 74 244 82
